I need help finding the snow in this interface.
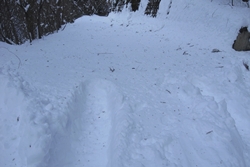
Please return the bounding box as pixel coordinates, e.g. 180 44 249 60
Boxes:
1 0 250 167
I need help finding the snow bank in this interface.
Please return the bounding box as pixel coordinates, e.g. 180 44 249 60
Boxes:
0 67 47 167
0 66 65 167
174 80 248 167
0 71 27 167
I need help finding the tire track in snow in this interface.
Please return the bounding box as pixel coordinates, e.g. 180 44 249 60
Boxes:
47 79 133 167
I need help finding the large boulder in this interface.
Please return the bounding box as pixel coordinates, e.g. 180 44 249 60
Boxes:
232 27 250 51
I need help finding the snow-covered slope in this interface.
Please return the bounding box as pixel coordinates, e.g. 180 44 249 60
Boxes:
1 0 250 167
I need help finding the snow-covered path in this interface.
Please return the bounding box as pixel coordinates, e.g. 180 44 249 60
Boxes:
1 0 250 166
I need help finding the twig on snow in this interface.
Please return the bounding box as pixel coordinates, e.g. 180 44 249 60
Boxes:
97 52 113 55
243 61 249 71
109 67 115 72
206 130 213 134
61 24 67 31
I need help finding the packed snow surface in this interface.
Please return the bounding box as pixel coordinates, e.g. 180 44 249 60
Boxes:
1 0 250 167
